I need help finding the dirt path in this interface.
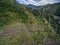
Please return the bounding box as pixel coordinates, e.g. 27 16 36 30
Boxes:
0 23 23 38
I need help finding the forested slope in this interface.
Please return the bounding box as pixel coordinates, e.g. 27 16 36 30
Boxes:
0 0 60 45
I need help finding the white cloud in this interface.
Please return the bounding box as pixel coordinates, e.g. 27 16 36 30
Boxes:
26 0 56 6
16 0 60 6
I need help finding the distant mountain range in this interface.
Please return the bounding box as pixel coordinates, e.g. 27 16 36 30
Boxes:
28 4 39 8
28 3 60 16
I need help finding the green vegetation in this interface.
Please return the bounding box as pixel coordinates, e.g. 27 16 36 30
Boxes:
0 0 60 45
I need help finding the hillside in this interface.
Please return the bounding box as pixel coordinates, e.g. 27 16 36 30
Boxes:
0 0 60 45
27 3 60 35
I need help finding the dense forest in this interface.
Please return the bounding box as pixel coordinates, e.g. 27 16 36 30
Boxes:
0 0 60 45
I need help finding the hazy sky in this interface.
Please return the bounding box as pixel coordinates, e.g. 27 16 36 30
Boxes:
16 0 60 6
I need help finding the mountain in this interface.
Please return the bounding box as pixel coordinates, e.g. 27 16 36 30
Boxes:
37 3 60 35
27 3 60 35
28 3 60 16
0 0 60 45
28 4 39 8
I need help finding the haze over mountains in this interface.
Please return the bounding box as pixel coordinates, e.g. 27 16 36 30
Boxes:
0 0 60 45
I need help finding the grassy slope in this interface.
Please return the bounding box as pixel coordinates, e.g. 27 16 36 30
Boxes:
0 0 60 45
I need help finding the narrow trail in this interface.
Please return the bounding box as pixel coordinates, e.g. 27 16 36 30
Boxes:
0 23 23 38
